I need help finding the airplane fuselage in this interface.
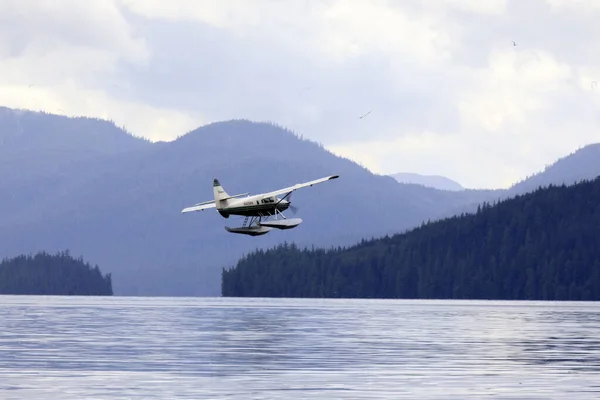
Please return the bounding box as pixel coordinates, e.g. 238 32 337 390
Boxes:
216 194 290 218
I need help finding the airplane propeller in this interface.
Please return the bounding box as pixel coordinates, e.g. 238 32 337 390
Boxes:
287 192 299 215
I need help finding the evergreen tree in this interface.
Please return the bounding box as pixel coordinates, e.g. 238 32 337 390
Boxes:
0 250 113 295
222 176 600 300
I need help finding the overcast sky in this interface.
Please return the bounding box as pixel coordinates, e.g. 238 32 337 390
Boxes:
1 0 600 189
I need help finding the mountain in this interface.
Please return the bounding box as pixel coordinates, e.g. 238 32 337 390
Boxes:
0 106 153 217
0 106 150 166
0 107 498 296
2 106 599 297
389 143 600 219
389 172 464 191
222 177 600 300
507 144 600 196
435 142 600 218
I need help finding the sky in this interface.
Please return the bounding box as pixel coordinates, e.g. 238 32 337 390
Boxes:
1 0 600 189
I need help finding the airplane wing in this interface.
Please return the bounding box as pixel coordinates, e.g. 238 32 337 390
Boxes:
265 175 339 198
181 201 216 213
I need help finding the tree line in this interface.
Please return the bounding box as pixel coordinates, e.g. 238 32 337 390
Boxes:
222 177 600 300
0 250 113 295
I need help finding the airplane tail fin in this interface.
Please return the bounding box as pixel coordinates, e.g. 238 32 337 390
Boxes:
213 178 230 203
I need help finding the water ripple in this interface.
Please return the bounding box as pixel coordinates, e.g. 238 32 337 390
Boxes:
1 296 599 399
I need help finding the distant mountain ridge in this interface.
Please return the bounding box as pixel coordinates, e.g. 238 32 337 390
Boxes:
0 107 497 296
1 106 599 296
390 144 600 197
431 143 600 219
0 106 149 154
507 144 600 195
389 172 464 191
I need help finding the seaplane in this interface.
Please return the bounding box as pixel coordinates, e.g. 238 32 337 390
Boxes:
181 175 339 236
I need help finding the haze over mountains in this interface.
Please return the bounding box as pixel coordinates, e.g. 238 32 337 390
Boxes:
389 172 465 191
2 106 599 296
389 143 600 218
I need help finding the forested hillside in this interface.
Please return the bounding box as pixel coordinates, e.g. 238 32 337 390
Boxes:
3 106 600 296
0 107 498 296
222 177 600 300
0 250 112 295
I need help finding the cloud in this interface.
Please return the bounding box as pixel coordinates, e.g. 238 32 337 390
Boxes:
329 130 467 176
546 0 600 11
0 81 204 141
328 129 532 189
0 0 204 139
458 48 573 133
440 0 507 14
1 0 600 188
0 0 147 63
317 1 455 64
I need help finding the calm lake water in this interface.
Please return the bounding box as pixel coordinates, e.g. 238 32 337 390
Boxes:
1 296 600 399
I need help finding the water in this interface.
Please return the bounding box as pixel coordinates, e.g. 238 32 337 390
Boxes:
1 296 600 399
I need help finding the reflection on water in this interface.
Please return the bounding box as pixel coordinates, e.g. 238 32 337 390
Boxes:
1 296 600 399
508 308 600 373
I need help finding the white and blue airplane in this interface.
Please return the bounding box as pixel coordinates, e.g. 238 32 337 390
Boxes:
181 175 339 236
